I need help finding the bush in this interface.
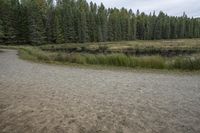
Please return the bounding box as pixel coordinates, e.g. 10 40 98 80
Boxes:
170 56 200 70
54 53 67 62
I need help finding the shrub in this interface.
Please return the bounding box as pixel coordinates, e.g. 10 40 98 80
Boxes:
171 56 200 70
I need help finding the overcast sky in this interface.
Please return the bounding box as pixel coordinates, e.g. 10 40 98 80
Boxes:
86 0 200 18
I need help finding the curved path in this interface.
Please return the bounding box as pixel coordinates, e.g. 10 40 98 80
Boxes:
0 49 200 133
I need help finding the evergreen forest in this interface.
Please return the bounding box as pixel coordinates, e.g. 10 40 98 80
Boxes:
0 0 200 44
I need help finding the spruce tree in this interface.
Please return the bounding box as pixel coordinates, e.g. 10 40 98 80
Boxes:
26 0 47 44
0 0 5 43
88 2 97 42
98 3 107 41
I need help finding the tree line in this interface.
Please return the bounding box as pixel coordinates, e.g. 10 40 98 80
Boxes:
0 0 200 44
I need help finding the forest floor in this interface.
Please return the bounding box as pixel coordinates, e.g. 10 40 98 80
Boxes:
0 49 200 133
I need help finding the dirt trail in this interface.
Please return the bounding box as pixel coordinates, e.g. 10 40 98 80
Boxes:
0 49 200 133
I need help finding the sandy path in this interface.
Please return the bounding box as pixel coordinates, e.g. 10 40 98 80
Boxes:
0 49 200 133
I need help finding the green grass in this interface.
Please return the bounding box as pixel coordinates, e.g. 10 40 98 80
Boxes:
170 56 200 70
19 47 54 62
18 47 200 70
2 39 200 71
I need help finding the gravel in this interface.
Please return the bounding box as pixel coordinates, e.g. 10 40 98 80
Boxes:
0 49 200 133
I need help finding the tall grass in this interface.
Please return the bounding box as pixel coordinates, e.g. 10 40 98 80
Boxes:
83 54 165 69
169 56 200 70
19 47 52 62
19 47 200 70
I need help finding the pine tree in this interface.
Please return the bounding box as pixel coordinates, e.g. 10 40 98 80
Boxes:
88 2 97 42
162 15 170 39
77 11 88 43
45 0 56 43
178 13 187 38
137 11 146 39
0 19 4 43
153 11 165 39
1 0 17 43
129 11 137 40
55 4 64 44
107 8 114 41
98 3 107 41
0 0 5 43
26 0 47 44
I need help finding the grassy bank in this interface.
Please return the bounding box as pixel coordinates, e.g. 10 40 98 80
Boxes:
19 47 200 70
2 39 200 71
40 39 200 56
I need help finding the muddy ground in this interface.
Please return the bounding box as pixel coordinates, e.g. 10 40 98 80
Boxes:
0 50 200 133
